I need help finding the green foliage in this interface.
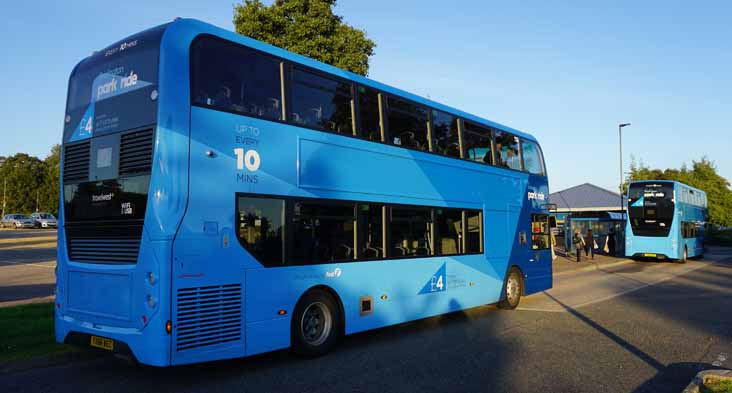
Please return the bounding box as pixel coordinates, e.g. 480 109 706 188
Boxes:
627 156 732 227
233 0 376 76
0 145 60 217
39 145 60 216
702 379 732 393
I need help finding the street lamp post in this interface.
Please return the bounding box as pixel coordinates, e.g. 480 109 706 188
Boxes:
1 178 5 219
618 123 631 217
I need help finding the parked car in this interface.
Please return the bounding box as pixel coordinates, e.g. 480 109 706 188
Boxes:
30 212 58 228
1 214 36 229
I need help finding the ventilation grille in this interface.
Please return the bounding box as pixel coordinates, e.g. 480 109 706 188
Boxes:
65 221 143 264
63 142 90 183
119 129 154 176
176 284 243 351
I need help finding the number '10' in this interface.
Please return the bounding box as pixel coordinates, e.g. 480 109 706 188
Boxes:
234 148 261 172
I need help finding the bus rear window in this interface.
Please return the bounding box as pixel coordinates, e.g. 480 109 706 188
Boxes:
64 25 165 143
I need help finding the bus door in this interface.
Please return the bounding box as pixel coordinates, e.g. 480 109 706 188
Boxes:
525 214 552 293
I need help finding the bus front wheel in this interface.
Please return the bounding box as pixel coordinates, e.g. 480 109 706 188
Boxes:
679 247 688 264
497 267 523 310
292 289 341 357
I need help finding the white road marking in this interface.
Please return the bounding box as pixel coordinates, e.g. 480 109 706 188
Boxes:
515 306 565 313
567 263 706 309
518 260 708 312
0 260 56 269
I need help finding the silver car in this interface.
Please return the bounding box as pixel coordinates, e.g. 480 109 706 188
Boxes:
30 212 58 228
1 214 36 229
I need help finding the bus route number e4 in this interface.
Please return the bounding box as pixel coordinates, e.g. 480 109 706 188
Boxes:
234 148 260 184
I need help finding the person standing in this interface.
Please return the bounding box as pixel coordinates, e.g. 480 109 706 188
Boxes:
608 227 617 256
585 229 594 259
572 229 585 262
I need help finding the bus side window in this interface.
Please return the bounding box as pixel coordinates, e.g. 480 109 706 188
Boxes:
390 208 432 256
358 86 382 142
435 208 463 255
462 122 493 165
290 201 356 264
290 68 353 135
494 131 522 170
465 210 482 253
431 110 460 158
191 37 282 120
386 97 429 151
236 196 285 266
358 204 384 259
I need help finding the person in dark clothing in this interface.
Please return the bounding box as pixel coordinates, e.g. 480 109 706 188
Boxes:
607 228 616 256
585 229 594 259
572 230 585 262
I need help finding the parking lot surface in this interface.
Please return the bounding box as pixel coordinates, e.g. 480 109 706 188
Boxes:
0 229 56 307
1 230 731 392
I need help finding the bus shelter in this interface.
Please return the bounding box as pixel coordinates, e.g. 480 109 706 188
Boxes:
564 212 625 256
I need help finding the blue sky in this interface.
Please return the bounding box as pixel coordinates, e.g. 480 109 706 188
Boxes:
1 1 730 192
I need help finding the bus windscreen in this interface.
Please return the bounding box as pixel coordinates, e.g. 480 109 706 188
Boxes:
628 182 675 237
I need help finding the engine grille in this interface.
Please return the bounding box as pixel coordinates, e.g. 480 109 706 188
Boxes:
63 141 90 183
65 221 143 264
119 129 154 176
176 284 243 351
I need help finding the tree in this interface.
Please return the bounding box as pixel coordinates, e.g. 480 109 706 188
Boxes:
0 146 61 217
627 157 732 227
0 153 45 215
233 0 376 76
39 145 61 216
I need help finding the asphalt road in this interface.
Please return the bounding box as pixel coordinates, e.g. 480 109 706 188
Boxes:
2 245 731 392
0 229 56 306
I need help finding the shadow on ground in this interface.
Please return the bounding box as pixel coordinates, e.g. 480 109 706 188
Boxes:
552 256 732 392
35 306 521 393
633 362 731 392
0 284 55 303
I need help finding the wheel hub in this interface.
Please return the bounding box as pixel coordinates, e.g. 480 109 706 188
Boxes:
300 302 332 346
506 275 520 304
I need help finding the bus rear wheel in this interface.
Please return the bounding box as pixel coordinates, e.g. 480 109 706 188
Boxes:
497 267 523 310
292 289 340 357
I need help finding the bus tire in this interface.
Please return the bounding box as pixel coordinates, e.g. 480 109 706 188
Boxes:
679 247 688 264
292 288 340 357
497 267 523 310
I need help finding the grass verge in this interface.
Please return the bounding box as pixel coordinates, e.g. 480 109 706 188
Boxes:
704 379 732 393
0 302 75 363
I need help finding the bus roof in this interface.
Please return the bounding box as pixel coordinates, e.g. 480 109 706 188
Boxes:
161 18 538 142
629 180 706 195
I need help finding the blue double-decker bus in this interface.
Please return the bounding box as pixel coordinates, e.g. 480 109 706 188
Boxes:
56 19 552 366
626 180 708 262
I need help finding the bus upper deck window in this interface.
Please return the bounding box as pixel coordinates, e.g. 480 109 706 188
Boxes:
191 37 282 120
